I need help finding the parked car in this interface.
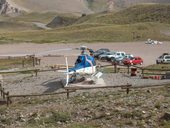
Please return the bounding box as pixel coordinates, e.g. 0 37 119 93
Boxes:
156 54 170 64
111 56 125 64
94 48 110 59
98 52 112 61
98 51 115 61
124 54 134 59
112 54 134 64
107 51 126 61
123 56 143 65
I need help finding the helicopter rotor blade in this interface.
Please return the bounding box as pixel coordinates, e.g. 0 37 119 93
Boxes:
65 57 69 87
35 48 73 57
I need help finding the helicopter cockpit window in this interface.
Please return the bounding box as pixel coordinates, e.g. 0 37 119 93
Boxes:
75 57 82 64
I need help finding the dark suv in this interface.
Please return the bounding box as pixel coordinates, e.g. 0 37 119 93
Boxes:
94 48 110 59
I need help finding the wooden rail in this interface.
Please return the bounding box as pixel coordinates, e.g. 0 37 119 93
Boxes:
64 84 132 98
0 66 68 76
0 69 40 77
9 90 75 98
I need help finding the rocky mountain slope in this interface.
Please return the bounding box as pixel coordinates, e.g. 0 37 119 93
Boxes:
0 0 22 16
1 0 170 16
5 0 93 15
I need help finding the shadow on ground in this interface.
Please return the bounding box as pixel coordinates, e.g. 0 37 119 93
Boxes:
41 78 64 93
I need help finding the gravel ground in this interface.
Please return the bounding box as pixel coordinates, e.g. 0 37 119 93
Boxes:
2 71 170 95
0 42 170 95
103 73 170 87
3 71 65 95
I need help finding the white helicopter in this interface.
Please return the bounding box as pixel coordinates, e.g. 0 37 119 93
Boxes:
60 46 103 86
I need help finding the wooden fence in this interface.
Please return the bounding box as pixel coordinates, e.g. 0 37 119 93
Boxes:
107 63 170 78
0 83 132 106
64 84 132 99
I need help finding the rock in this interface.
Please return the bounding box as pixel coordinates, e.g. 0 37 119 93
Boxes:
105 112 111 116
147 89 151 93
142 111 146 114
161 112 170 121
17 113 26 122
57 121 62 125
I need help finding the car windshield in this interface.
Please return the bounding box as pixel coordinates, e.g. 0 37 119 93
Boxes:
103 53 108 55
165 56 170 59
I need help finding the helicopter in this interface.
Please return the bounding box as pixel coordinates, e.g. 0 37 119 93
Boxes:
62 46 103 86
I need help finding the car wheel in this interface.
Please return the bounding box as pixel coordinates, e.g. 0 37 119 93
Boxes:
100 57 106 61
107 58 111 62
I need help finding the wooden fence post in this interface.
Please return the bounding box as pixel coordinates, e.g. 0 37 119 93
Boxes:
66 89 69 99
127 65 130 74
2 88 5 99
142 68 144 78
32 55 35 67
114 63 117 73
126 88 130 94
6 91 10 106
35 70 38 77
0 83 2 97
22 60 25 68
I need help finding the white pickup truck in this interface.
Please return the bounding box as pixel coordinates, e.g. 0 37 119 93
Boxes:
106 51 126 61
156 54 170 64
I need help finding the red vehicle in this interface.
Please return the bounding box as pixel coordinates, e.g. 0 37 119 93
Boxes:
123 56 143 65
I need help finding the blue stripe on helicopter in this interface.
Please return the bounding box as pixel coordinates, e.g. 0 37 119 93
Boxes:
69 54 96 72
